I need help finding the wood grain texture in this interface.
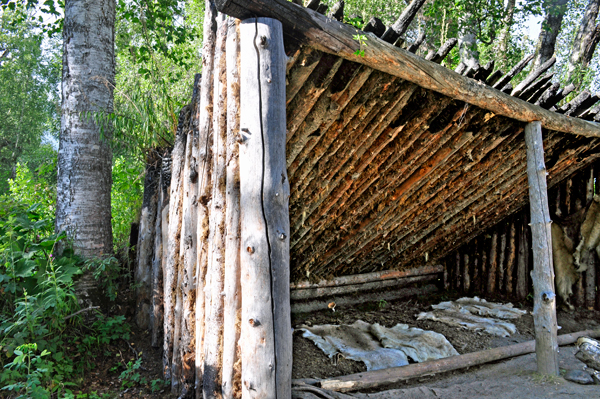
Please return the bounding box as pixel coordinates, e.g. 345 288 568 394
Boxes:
214 0 600 137
194 1 217 396
221 18 242 399
239 18 291 399
525 121 559 376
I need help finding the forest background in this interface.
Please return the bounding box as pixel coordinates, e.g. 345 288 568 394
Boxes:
0 0 598 397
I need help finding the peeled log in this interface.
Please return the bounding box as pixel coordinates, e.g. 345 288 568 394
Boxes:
525 120 559 376
221 19 242 399
239 18 292 398
317 329 600 392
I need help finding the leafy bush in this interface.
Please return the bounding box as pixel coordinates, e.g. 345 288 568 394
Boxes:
0 198 131 397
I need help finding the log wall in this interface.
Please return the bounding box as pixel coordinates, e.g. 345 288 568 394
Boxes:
444 162 600 310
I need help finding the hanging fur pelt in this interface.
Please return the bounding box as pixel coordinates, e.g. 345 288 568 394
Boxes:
574 195 600 272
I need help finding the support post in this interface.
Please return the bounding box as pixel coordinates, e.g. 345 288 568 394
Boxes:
239 17 292 399
525 120 558 376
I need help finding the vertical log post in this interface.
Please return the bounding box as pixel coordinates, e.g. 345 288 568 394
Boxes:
222 19 243 399
195 1 218 395
239 17 292 398
203 14 228 398
525 121 558 376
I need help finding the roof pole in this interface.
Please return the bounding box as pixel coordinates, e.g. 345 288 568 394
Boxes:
525 121 559 375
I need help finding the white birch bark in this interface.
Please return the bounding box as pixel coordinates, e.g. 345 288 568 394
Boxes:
57 0 115 257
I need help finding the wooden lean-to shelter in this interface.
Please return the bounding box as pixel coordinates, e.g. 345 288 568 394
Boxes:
132 0 600 397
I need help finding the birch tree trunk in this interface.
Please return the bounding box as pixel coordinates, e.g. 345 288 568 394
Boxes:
568 0 600 84
497 0 516 71
56 0 115 257
531 0 569 71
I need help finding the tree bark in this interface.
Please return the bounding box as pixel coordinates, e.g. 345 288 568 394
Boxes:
568 0 600 83
56 0 115 257
525 121 559 376
497 0 516 71
532 0 569 71
239 17 291 399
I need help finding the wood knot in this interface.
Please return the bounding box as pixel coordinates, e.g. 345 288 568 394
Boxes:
248 318 260 327
259 35 267 47
277 231 287 241
247 246 254 254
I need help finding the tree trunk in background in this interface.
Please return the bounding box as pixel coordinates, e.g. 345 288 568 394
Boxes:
497 0 516 71
568 0 600 84
531 0 568 71
457 13 479 69
57 0 115 257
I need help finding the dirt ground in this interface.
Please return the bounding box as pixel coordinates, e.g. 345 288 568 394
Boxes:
290 290 600 393
78 290 600 397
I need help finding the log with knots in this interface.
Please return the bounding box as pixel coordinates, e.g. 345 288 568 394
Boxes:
552 195 600 309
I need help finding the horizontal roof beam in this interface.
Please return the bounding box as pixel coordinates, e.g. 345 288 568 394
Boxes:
215 0 600 138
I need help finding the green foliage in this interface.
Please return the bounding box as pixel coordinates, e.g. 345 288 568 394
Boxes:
118 358 146 389
353 33 368 57
0 196 132 397
111 156 144 253
8 161 57 221
0 4 61 193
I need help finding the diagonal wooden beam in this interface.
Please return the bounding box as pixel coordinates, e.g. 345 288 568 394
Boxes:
215 0 600 138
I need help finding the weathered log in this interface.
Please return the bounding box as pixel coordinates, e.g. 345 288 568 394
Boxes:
527 80 553 105
497 225 507 294
425 38 457 64
486 69 504 86
291 272 441 300
317 329 600 392
505 220 517 296
525 120 559 375
300 112 516 276
406 31 426 53
585 167 597 310
316 3 328 15
380 0 426 43
151 156 169 347
163 105 189 381
286 47 323 105
516 217 530 300
328 1 344 21
287 65 374 180
511 56 556 98
535 82 561 109
239 18 292 398
134 154 160 329
305 0 319 10
194 2 217 395
291 283 438 313
492 53 534 90
211 0 600 135
518 72 553 101
363 17 385 38
221 19 242 399
463 252 471 292
291 264 442 289
487 230 499 294
203 15 228 399
175 75 202 398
